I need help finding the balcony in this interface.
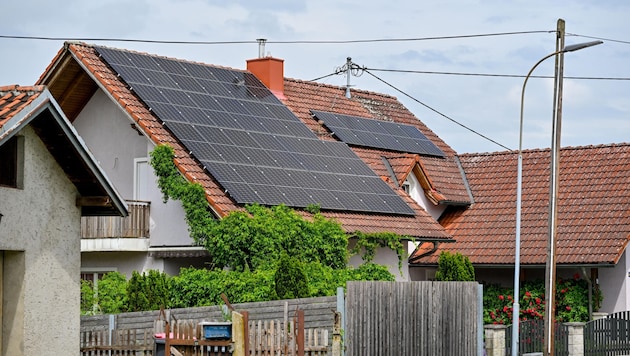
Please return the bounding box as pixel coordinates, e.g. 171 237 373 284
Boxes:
81 200 150 252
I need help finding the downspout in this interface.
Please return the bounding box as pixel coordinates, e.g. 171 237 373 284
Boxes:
580 267 593 319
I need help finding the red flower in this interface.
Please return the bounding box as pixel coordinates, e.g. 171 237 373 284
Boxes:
535 297 541 305
566 306 571 311
498 295 504 301
525 291 532 298
503 306 509 312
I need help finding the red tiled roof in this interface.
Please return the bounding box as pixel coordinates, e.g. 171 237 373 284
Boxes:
40 43 455 240
412 144 630 265
0 85 45 128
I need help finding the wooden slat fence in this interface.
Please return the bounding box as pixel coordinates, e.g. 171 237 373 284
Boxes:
82 200 150 238
248 317 329 355
80 328 153 355
345 281 480 356
80 314 331 355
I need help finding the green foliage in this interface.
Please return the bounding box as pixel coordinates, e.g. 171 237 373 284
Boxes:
170 267 277 308
205 204 348 272
80 279 97 315
149 144 215 244
434 251 475 281
350 232 408 271
483 274 600 324
97 271 128 314
274 253 310 300
126 270 172 312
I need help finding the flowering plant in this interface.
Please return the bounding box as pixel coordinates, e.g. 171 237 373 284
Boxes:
483 274 598 324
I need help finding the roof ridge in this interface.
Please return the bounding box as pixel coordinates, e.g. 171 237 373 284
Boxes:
0 85 46 94
285 77 397 100
68 41 249 74
459 142 630 158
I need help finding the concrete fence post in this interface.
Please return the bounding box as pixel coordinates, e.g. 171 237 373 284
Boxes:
484 324 507 356
565 322 585 356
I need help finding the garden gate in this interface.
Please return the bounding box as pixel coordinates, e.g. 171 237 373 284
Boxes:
584 310 630 355
505 319 569 355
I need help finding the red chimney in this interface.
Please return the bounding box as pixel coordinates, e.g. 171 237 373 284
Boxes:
247 56 285 99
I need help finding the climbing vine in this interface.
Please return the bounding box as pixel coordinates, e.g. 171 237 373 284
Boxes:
149 144 214 245
350 231 410 271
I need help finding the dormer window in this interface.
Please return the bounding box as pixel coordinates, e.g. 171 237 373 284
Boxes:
0 136 23 189
401 180 411 194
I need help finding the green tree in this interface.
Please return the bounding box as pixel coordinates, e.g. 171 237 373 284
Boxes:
434 251 475 281
97 271 128 314
80 279 97 315
126 270 172 312
274 253 310 300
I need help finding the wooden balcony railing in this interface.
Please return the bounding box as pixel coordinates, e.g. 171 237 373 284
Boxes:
81 200 150 238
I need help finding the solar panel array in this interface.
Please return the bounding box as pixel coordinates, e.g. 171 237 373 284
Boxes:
312 110 445 157
95 46 414 215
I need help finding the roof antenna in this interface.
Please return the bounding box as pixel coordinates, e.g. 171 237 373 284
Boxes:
335 57 365 99
256 38 267 58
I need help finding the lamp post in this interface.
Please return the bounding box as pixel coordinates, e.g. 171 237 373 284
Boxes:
512 19 602 356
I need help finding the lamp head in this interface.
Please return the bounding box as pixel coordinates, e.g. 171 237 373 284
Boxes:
562 40 603 53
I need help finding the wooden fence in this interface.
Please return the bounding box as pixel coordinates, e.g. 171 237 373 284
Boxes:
344 281 480 356
80 310 332 355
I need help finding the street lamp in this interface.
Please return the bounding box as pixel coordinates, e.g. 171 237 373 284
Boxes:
512 21 602 356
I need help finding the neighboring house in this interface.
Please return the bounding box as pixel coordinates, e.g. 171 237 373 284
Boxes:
36 42 471 281
410 144 630 313
0 85 126 355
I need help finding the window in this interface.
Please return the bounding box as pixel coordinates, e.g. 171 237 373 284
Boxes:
0 136 23 188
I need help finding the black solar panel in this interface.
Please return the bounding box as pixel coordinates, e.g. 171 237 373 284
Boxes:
312 110 445 157
96 46 414 215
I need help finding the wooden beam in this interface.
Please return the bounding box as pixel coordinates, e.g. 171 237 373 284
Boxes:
76 196 111 207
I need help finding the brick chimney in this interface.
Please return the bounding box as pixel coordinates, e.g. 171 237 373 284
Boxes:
247 39 285 99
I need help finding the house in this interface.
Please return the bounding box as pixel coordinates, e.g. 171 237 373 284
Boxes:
0 85 126 355
409 144 630 313
36 42 471 281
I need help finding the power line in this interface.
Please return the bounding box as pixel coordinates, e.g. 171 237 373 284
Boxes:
0 30 552 45
361 69 512 151
567 32 630 45
365 68 630 81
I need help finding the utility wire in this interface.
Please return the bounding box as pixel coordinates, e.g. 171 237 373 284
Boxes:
567 32 630 45
0 30 552 45
362 69 512 151
365 68 630 81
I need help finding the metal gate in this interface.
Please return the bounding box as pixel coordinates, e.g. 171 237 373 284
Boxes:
584 311 630 356
505 319 569 355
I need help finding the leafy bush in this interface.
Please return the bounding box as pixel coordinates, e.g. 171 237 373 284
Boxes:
97 271 128 314
483 274 599 324
126 270 172 312
435 251 475 281
274 253 310 299
80 279 97 315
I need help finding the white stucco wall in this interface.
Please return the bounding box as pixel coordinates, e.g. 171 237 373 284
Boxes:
0 127 81 355
348 240 410 281
73 89 192 247
599 250 629 313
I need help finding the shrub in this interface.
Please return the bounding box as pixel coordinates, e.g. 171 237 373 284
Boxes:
435 251 475 281
274 253 310 300
97 271 128 314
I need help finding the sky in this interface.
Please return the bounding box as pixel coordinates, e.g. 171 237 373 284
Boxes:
1 0 628 154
